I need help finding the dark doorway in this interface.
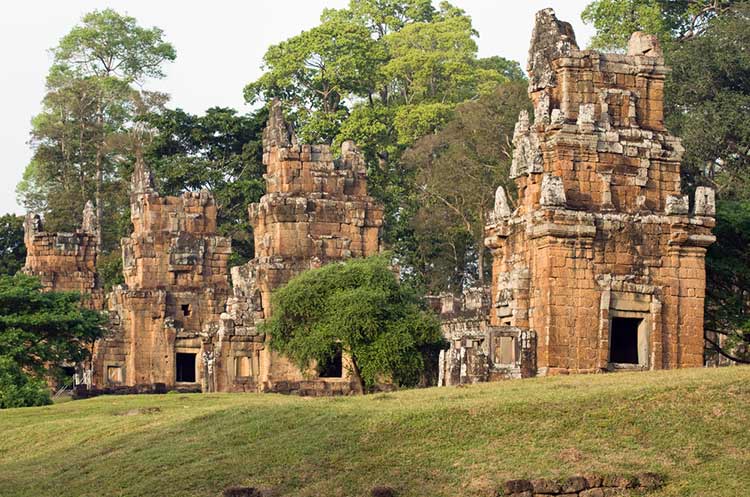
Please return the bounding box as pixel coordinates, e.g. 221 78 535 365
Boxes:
610 317 641 364
318 346 343 378
176 353 196 382
181 304 191 317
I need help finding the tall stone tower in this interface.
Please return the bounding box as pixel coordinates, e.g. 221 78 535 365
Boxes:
22 202 103 309
222 100 384 393
92 156 232 390
484 10 715 374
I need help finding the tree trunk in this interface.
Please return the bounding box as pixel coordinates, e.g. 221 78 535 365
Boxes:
349 355 366 395
95 100 104 249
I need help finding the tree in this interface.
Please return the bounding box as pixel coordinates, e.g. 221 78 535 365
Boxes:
143 106 267 264
245 1 524 292
0 215 26 277
262 255 443 392
581 0 739 51
18 9 175 251
582 1 750 361
0 274 106 408
402 82 531 292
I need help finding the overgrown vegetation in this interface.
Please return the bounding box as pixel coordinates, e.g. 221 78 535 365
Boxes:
0 274 106 408
263 256 443 391
0 367 748 496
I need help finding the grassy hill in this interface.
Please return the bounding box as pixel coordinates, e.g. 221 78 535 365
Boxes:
1 367 748 497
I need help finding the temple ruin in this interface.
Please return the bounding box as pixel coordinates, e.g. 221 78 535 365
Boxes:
23 100 383 395
22 201 103 310
481 9 715 376
23 9 715 393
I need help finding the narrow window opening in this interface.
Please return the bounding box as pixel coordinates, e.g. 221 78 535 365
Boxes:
181 304 191 317
318 346 343 378
176 353 196 382
610 317 641 364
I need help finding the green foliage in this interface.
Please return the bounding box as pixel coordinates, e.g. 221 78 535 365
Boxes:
17 9 175 255
581 0 739 51
403 82 531 292
262 255 443 389
0 215 26 277
0 357 51 409
143 106 267 263
53 8 176 82
665 4 750 195
0 274 106 408
97 250 124 292
0 274 106 374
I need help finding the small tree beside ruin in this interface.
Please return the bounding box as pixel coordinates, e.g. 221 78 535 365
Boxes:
262 255 443 392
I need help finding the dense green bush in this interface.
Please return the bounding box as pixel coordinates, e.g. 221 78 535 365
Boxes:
0 357 51 409
262 255 444 391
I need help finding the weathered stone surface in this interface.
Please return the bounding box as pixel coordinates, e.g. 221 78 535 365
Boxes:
504 479 533 495
223 99 384 393
23 204 103 310
627 31 662 57
484 9 715 376
91 154 232 391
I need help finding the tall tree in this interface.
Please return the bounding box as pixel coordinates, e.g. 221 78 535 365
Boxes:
18 9 175 251
403 82 531 292
246 0 524 291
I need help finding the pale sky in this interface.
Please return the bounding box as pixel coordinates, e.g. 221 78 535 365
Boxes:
0 1 593 216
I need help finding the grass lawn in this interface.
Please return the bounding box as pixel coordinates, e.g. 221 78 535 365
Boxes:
1 366 748 497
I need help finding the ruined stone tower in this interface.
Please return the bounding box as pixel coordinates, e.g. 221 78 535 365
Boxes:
92 156 232 390
484 10 715 374
22 201 103 309
221 100 384 393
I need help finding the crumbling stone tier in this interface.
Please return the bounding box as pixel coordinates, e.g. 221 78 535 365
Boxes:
484 9 715 376
23 201 103 310
23 8 714 394
24 101 383 394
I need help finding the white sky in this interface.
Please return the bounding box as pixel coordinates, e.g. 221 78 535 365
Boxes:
0 1 593 215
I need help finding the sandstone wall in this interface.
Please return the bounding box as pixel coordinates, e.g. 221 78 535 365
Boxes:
92 156 232 390
222 100 384 393
22 201 103 309
485 9 715 375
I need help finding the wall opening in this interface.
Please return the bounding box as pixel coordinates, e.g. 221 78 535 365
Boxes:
176 353 196 382
610 317 641 364
181 304 191 317
318 346 343 378
107 365 123 384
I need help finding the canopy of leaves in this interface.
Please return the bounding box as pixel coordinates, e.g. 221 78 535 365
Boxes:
0 274 106 407
262 255 443 389
581 0 740 51
143 106 267 264
402 82 531 292
53 8 176 82
0 356 51 409
0 215 26 277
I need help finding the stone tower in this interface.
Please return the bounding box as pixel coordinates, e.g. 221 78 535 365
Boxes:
22 201 103 309
484 10 715 374
222 100 384 393
92 155 232 390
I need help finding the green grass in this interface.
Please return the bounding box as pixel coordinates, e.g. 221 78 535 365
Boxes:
1 367 749 497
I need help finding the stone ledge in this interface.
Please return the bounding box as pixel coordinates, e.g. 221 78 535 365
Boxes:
501 473 664 497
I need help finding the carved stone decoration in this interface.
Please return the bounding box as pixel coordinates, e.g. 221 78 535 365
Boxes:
627 31 663 57
665 195 689 215
527 8 579 92
540 174 567 207
493 186 511 220
694 186 716 216
484 9 715 378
